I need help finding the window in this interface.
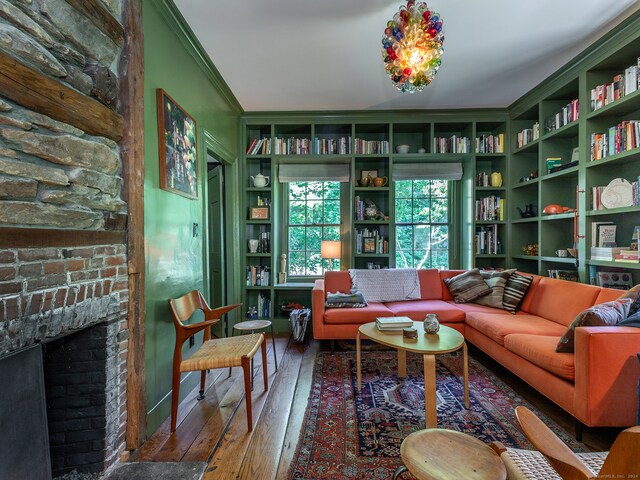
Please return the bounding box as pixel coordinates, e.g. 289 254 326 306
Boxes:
395 179 449 269
287 181 341 276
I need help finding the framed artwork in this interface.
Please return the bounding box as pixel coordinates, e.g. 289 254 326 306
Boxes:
361 169 378 180
250 207 270 220
157 89 198 199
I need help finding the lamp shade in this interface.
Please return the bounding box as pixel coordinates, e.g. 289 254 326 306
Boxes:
321 240 341 259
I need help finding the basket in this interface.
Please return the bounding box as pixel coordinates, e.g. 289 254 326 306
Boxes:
289 308 311 343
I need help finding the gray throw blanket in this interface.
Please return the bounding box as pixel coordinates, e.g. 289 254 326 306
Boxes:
349 268 421 302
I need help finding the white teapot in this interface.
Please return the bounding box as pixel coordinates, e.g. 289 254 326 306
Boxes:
251 173 270 188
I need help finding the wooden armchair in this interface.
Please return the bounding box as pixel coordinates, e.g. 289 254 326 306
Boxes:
491 406 640 479
168 291 268 432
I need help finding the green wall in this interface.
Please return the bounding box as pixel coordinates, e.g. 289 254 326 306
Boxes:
143 0 241 434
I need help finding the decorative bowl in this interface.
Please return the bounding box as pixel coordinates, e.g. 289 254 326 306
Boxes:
396 144 410 154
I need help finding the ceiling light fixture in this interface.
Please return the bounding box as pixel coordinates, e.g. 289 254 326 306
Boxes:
382 0 444 93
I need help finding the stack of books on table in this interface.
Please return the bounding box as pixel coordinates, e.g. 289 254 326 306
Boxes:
614 248 639 263
375 317 413 331
591 247 623 261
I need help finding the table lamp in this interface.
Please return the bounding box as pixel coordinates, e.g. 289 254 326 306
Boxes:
321 240 341 271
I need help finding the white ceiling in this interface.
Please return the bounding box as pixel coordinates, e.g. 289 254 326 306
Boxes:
173 0 640 112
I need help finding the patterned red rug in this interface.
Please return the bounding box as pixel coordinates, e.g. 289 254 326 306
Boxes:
288 350 584 479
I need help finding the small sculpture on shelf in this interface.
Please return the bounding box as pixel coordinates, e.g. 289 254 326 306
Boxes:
364 199 388 221
522 243 539 256
278 254 287 284
247 306 258 319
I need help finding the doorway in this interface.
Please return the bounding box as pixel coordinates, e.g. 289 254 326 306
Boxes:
207 154 227 334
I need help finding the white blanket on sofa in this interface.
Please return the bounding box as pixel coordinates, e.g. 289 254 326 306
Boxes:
349 268 420 302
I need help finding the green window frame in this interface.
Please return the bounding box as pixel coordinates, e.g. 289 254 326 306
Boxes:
286 181 342 276
394 179 451 269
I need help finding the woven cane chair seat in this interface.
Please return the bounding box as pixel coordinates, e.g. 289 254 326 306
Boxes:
180 333 263 372
501 447 607 479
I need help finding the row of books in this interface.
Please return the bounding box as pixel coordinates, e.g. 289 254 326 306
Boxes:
547 270 579 281
516 122 540 148
591 179 640 210
591 247 639 262
474 196 504 221
255 292 271 319
475 224 502 255
314 136 351 155
375 316 413 331
274 137 311 155
475 171 502 187
246 265 270 286
247 137 271 155
591 222 617 247
475 133 505 153
255 195 270 206
590 120 640 161
355 228 388 254
590 57 640 112
355 139 389 154
544 99 579 133
433 135 471 154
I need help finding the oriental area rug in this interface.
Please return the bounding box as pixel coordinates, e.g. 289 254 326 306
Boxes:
288 350 585 480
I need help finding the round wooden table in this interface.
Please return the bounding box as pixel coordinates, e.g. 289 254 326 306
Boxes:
393 429 506 480
356 322 468 428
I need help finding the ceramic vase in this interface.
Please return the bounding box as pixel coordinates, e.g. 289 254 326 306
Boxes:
423 313 440 334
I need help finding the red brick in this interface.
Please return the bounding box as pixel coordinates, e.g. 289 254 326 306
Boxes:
0 281 22 295
62 247 94 259
26 274 66 292
43 291 54 311
18 262 42 278
0 251 15 264
103 279 112 293
86 284 93 299
53 288 66 308
112 280 127 292
89 257 104 268
117 266 128 276
94 246 116 256
100 267 117 278
66 288 77 306
43 261 65 274
69 270 99 282
95 282 103 297
65 259 86 271
0 266 16 280
4 297 19 319
77 284 86 303
18 249 59 261
28 293 43 315
105 256 126 267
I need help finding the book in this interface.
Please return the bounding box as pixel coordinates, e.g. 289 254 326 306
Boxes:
375 317 413 329
597 225 617 247
591 221 614 247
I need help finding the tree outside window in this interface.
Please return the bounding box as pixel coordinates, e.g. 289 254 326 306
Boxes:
288 181 341 276
395 179 449 269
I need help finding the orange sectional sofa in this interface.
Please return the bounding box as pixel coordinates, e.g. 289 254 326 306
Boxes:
312 269 640 428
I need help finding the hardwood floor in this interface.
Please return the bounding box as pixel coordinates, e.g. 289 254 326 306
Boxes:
131 336 621 479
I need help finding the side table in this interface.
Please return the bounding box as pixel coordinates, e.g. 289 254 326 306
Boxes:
231 320 278 386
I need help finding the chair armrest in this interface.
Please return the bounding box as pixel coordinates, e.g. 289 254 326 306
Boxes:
312 279 326 339
598 426 640 477
574 326 640 426
489 441 507 455
204 303 241 321
181 319 218 336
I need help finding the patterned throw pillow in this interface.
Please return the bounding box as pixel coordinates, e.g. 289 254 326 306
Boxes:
502 272 533 314
473 277 507 309
556 298 633 353
480 268 516 280
617 284 640 317
444 268 492 304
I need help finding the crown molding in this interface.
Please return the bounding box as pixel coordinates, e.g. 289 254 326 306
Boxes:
154 0 243 115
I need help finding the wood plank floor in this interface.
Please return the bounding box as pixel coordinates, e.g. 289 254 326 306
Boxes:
131 337 621 479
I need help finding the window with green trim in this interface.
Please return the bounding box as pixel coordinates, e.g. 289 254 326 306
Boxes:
394 179 450 269
287 181 341 276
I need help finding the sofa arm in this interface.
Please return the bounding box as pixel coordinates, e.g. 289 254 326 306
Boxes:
574 326 640 426
312 279 326 339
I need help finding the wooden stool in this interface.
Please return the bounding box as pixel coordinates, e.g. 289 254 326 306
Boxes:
231 320 278 385
393 429 506 480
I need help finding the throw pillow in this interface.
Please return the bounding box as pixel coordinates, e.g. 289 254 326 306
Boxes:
480 268 516 280
619 310 640 327
325 290 367 309
473 277 507 309
556 298 632 353
443 268 492 304
617 283 640 317
502 272 533 314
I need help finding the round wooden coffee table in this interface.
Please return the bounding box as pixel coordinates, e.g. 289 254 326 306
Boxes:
356 322 468 428
393 429 506 480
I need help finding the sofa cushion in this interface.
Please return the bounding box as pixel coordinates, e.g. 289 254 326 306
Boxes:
384 300 466 323
504 334 575 381
443 268 492 303
439 270 467 301
446 301 512 315
503 272 533 313
556 299 632 353
595 287 625 304
417 269 444 300
465 312 567 346
527 277 601 326
473 277 507 309
324 302 393 325
324 271 354 299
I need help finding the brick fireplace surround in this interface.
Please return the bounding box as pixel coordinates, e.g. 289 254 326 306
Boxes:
0 0 143 477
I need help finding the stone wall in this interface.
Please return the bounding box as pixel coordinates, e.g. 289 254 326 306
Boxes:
0 0 130 472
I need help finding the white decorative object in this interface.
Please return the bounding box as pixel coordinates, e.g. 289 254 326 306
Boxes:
423 313 440 334
251 173 270 188
396 144 410 154
601 178 633 209
349 268 420 302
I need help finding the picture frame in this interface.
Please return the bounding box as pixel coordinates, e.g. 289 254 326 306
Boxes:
250 207 270 220
156 88 198 199
361 169 378 180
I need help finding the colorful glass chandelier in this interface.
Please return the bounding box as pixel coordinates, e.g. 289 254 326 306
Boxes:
382 0 444 93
